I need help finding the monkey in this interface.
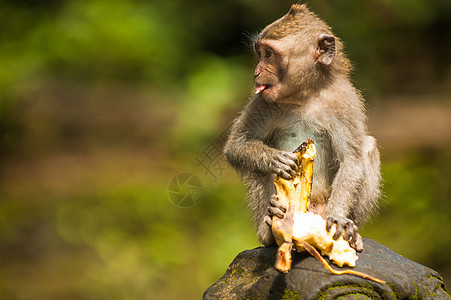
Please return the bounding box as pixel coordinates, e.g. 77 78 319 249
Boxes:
223 4 381 251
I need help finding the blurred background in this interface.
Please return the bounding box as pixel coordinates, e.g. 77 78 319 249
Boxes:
0 0 450 299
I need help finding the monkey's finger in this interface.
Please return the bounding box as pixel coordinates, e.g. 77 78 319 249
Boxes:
277 168 293 180
281 164 297 178
268 206 285 219
275 156 297 172
333 223 344 240
326 216 336 232
342 221 357 242
272 157 296 177
348 233 359 251
284 151 300 162
354 234 364 252
270 197 287 213
348 239 357 250
264 215 272 227
280 153 299 170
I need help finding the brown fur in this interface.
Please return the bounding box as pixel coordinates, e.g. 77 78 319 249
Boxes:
224 4 380 247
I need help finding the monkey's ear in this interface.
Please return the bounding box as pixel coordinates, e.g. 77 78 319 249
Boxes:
315 34 336 65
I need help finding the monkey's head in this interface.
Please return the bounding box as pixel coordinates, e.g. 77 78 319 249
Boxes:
253 4 350 101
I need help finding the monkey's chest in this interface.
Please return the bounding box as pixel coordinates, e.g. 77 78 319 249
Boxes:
277 120 334 201
277 121 325 153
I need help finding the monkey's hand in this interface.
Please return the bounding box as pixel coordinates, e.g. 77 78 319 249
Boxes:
326 216 363 252
269 151 299 180
264 194 287 227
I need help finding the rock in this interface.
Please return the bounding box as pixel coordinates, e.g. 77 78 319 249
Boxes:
203 238 450 299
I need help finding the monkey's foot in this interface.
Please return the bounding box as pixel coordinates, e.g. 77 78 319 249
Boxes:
326 215 362 252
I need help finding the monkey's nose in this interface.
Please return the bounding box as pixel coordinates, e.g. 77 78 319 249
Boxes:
254 72 261 79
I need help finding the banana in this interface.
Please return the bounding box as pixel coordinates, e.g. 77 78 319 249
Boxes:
271 139 384 284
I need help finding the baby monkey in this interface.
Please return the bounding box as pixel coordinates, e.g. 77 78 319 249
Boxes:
224 4 381 251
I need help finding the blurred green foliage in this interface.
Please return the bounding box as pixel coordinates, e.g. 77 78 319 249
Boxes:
363 150 451 273
53 182 255 299
0 0 450 299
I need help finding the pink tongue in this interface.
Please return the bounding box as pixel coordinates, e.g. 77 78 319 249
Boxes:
255 85 267 94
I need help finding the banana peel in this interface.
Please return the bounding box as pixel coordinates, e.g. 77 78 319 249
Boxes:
271 139 385 284
271 139 316 273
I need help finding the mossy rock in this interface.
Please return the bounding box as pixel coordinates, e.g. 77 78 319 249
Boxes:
203 238 450 299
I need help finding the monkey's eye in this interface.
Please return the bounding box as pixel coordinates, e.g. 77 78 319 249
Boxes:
264 49 272 58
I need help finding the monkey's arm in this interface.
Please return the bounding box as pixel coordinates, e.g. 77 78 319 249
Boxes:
224 119 275 175
224 100 298 178
326 141 364 219
324 117 367 249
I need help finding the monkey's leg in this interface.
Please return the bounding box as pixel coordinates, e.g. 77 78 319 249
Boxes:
257 220 278 246
353 136 381 225
247 175 279 246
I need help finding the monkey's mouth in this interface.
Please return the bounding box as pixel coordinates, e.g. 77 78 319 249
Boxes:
255 85 269 94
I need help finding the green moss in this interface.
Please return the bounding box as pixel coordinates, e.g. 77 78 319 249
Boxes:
229 266 245 277
317 282 384 299
412 282 419 299
280 289 302 300
423 274 451 298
